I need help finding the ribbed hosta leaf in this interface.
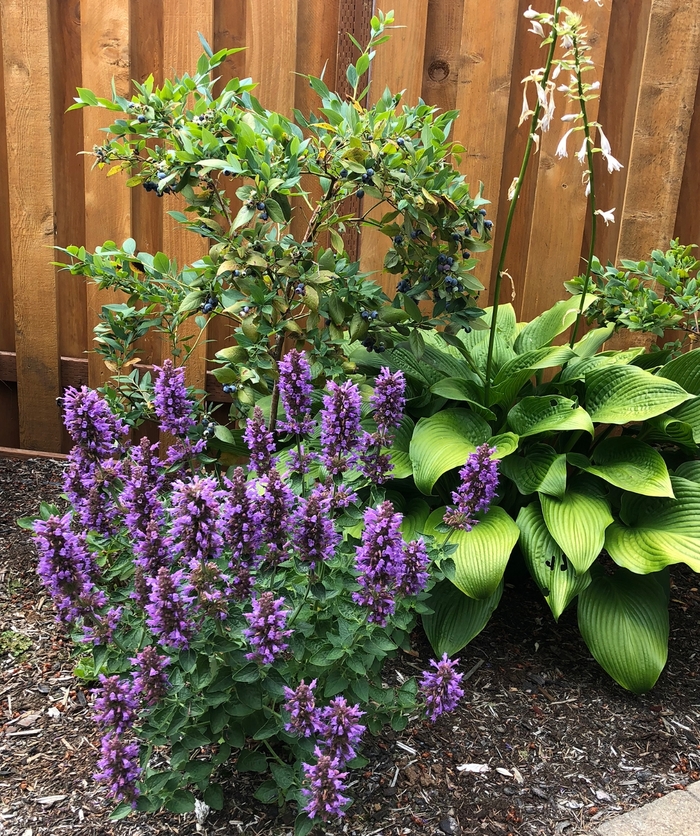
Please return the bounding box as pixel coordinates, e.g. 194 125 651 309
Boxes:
674 461 700 484
492 346 577 405
487 433 519 459
500 444 567 498
517 502 591 620
388 415 414 479
507 396 594 437
667 397 700 443
572 323 615 357
578 567 669 693
429 379 496 421
558 348 645 383
604 476 700 573
422 507 518 599
657 349 700 394
540 481 613 574
384 494 431 542
585 365 692 424
409 409 491 495
422 578 503 656
514 295 596 353
568 437 673 497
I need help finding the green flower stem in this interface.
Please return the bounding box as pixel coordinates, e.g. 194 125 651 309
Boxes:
262 738 287 767
484 1 563 405
569 31 598 348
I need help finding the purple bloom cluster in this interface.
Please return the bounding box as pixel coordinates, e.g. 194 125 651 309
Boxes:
243 591 292 665
63 450 124 536
399 538 430 597
145 567 197 649
318 697 365 763
168 475 223 565
243 406 277 475
189 560 233 620
302 748 350 821
131 646 171 706
34 513 106 625
290 485 340 571
93 674 140 734
252 468 294 565
93 732 142 807
419 654 465 721
283 679 321 738
220 468 262 599
359 368 406 483
278 348 315 436
61 385 128 459
153 359 196 437
443 444 499 531
121 439 164 537
320 380 362 475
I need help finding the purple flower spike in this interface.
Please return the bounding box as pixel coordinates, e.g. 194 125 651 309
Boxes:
443 444 499 531
121 438 164 537
419 654 465 721
168 474 223 566
318 697 365 764
399 538 430 597
243 591 293 665
320 380 362 475
302 747 350 821
93 674 140 734
153 359 196 437
243 406 277 475
93 732 142 807
290 484 340 571
252 468 294 565
283 679 321 738
131 646 171 706
370 368 406 435
145 567 197 650
278 349 315 436
61 385 128 459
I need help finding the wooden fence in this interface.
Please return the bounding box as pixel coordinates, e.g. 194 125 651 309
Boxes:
1 0 699 454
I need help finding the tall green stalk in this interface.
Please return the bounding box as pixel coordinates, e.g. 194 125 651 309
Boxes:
483 0 563 405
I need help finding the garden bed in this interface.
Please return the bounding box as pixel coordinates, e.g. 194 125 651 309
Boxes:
1 455 699 836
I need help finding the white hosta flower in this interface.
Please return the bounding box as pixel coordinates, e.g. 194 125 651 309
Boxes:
595 207 616 225
576 136 588 164
519 85 534 126
561 113 578 122
507 177 519 201
529 20 545 37
556 128 575 158
523 5 540 18
562 34 574 50
598 126 623 172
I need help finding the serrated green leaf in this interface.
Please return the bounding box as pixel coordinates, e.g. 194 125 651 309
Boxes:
500 444 567 499
507 396 594 437
422 578 503 656
585 365 692 424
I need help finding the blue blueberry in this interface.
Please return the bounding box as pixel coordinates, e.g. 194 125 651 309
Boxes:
357 189 364 199
340 168 348 178
394 235 403 245
257 202 266 211
484 220 493 230
260 212 269 221
366 167 375 177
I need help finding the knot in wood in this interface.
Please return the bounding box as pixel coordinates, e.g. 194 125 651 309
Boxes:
428 60 450 82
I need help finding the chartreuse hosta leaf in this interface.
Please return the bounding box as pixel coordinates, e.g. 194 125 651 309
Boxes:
539 479 613 574
585 365 692 424
422 578 503 657
674 461 700 483
558 347 646 383
388 415 414 480
657 348 700 394
567 436 673 498
429 379 496 421
514 295 596 353
409 409 491 495
572 322 615 357
491 346 576 406
666 397 700 443
500 444 567 499
507 396 594 438
422 507 519 599
578 566 669 693
605 476 700 573
516 502 591 620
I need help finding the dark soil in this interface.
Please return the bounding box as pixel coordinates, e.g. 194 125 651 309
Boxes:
1 456 699 836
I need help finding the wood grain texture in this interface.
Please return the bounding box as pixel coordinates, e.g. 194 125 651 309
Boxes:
674 70 700 248
359 0 430 296
519 0 612 323
455 0 519 299
81 0 131 388
1 0 62 451
422 0 465 117
617 0 700 262
246 0 298 116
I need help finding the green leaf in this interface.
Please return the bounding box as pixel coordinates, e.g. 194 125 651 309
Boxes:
295 813 316 836
578 566 669 693
204 783 224 810
674 461 700 483
558 348 646 383
423 506 518 599
507 396 594 437
409 409 491 495
429 378 496 421
585 365 692 424
422 578 503 656
178 291 206 314
516 502 591 620
500 444 567 499
572 323 615 357
667 397 700 443
539 481 613 574
514 296 595 353
165 790 196 814
236 749 268 773
492 345 577 406
604 475 700 573
572 436 674 497
487 432 519 459
657 348 700 394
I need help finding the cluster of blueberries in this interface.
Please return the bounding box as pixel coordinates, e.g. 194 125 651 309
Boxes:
142 180 176 196
361 336 387 353
200 295 219 314
361 310 379 322
222 383 238 395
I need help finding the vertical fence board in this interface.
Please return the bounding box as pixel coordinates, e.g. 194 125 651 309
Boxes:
359 0 430 296
1 0 62 451
246 0 299 116
674 72 700 248
81 0 131 388
455 0 519 299
519 1 613 324
617 0 700 262
422 0 465 117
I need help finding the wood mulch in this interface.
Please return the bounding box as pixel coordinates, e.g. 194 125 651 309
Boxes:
2 456 700 836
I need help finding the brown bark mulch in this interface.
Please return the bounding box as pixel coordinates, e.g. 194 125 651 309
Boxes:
2 456 699 836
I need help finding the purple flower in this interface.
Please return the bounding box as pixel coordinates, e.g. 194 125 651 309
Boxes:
83 605 123 645
399 538 430 597
278 349 315 436
318 697 365 764
168 475 223 566
251 469 294 565
63 449 123 535
61 386 128 459
220 468 263 599
93 675 140 734
419 654 465 721
153 359 196 437
320 380 362 475
121 438 164 537
189 560 233 619
243 591 293 665
131 646 171 706
370 368 406 435
243 406 277 475
164 437 207 468
352 501 405 626
34 513 106 625
443 444 499 531
302 747 350 821
145 567 197 650
290 485 340 571
283 679 321 738
358 440 393 484
133 514 170 578
93 731 141 807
